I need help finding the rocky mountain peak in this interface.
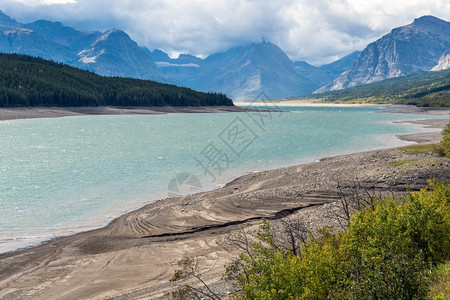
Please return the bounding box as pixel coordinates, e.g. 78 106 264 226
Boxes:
188 41 315 99
412 15 449 27
24 20 100 50
315 15 450 93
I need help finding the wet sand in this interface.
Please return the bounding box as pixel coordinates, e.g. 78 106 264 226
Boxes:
0 114 449 299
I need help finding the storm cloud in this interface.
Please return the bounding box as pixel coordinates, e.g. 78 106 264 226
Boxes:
2 0 450 65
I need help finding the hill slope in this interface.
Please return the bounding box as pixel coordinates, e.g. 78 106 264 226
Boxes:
297 69 450 107
0 53 233 107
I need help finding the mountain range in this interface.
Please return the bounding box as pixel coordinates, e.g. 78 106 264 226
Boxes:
0 11 449 100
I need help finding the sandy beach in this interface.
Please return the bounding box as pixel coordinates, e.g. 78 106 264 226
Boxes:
0 108 448 299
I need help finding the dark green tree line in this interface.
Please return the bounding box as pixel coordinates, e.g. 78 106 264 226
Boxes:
0 53 233 107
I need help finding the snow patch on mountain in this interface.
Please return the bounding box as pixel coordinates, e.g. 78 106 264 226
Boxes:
432 49 450 71
78 48 104 64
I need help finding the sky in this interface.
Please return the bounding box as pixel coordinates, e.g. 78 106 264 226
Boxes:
1 0 450 65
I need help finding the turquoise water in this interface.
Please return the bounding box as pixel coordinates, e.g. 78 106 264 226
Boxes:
0 106 447 253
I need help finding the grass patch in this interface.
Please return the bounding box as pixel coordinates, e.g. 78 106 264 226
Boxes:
400 143 438 154
429 261 450 300
378 157 445 169
401 158 446 172
378 158 419 167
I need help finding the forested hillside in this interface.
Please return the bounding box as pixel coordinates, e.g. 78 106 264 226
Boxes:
301 69 450 107
0 53 233 107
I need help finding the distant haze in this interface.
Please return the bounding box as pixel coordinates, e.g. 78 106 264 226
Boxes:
2 0 450 65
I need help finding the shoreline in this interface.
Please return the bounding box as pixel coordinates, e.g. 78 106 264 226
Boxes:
0 105 249 121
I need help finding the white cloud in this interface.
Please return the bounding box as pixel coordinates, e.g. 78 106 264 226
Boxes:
7 0 76 6
1 0 450 65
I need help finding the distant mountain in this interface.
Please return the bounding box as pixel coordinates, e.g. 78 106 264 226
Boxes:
152 42 317 100
293 51 360 88
0 22 74 62
0 11 168 83
317 16 450 93
23 20 100 51
149 49 172 62
76 29 169 82
293 61 330 88
194 42 315 99
0 53 232 107
432 49 450 71
150 49 203 87
319 51 361 78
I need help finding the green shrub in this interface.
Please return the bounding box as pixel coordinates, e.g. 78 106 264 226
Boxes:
234 221 307 299
437 122 450 156
233 181 450 299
